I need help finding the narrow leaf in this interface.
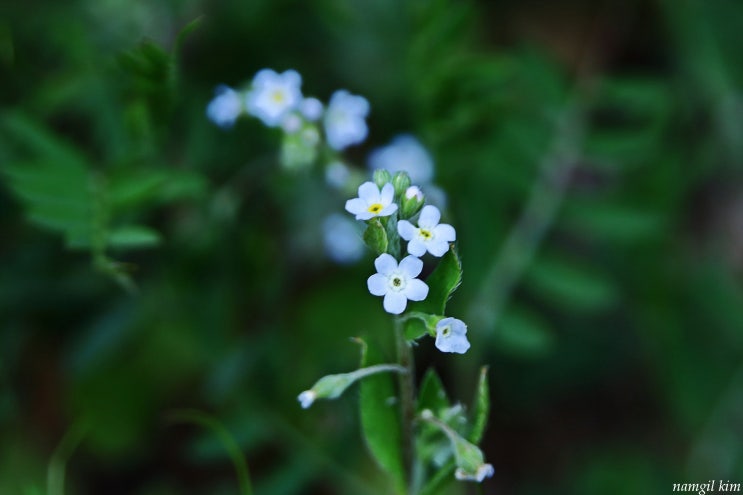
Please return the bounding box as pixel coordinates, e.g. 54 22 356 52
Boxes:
417 368 450 414
359 342 406 494
410 245 462 315
468 367 489 444
107 226 161 249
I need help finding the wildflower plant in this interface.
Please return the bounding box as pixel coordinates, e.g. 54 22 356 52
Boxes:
209 67 492 494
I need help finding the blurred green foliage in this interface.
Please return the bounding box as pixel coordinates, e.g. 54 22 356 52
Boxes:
2 0 743 494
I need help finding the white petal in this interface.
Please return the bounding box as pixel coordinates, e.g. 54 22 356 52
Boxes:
427 239 450 257
405 279 429 301
397 220 417 241
355 210 375 221
383 292 407 314
345 198 367 215
434 223 456 242
399 255 423 277
374 253 398 276
358 182 380 203
407 239 427 257
367 273 388 296
378 203 398 217
435 333 470 354
380 182 395 205
418 205 441 228
282 69 302 87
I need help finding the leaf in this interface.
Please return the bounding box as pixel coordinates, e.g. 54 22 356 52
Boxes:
409 245 462 314
525 254 619 313
107 226 161 249
562 199 665 244
359 341 406 494
468 367 489 443
417 368 450 414
494 306 555 357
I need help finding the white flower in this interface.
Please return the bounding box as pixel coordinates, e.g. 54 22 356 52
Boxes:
297 390 317 409
367 254 429 314
324 90 370 150
345 181 398 221
455 463 494 482
368 134 434 184
323 213 365 264
246 69 303 127
206 85 244 128
434 317 470 354
398 205 456 257
300 97 324 121
405 186 423 201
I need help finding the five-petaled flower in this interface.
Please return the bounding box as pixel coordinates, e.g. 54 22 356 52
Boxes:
324 90 370 150
345 181 398 221
246 69 303 127
367 254 429 314
434 317 470 354
398 205 456 257
206 85 244 128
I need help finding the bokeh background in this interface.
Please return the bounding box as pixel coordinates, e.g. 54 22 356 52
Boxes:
2 0 743 494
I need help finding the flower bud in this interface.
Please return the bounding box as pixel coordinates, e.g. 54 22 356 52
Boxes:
373 169 392 188
399 185 425 219
391 171 411 197
298 364 406 408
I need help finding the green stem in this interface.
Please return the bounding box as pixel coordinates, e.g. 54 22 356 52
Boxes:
47 423 86 495
394 317 416 494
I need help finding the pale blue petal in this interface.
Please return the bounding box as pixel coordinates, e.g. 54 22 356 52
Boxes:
345 198 367 216
358 182 380 203
355 210 375 221
380 183 395 205
367 273 388 296
383 292 407 314
405 278 429 301
407 239 427 257
378 203 398 217
397 220 417 241
374 253 397 275
434 223 456 242
418 205 441 228
427 239 450 257
399 255 423 277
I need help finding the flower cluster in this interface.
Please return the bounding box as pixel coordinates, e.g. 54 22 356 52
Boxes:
207 68 370 169
343 172 471 354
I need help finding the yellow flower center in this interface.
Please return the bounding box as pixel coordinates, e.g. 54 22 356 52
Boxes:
420 229 433 240
392 277 402 287
368 203 383 214
441 325 451 337
271 90 285 104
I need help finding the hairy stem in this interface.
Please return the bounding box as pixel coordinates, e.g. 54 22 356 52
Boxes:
395 317 416 493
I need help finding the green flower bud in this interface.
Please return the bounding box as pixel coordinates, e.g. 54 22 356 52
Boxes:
399 185 425 219
391 171 412 197
298 364 407 408
373 169 392 188
363 218 389 255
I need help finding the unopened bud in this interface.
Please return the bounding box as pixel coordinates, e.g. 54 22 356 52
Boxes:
400 185 425 219
391 171 412 197
373 169 392 188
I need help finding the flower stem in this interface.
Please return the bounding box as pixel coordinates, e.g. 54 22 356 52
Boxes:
394 317 416 494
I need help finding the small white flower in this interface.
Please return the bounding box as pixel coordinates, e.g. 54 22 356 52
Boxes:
323 213 365 264
367 254 429 314
368 134 434 184
455 463 494 482
434 317 470 354
297 390 317 409
345 181 398 221
398 205 456 257
300 97 324 121
281 113 303 133
405 186 424 201
206 85 244 128
246 69 303 127
324 90 370 150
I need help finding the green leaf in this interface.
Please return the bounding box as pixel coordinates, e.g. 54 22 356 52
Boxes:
359 341 406 494
494 306 555 357
562 199 665 244
468 367 489 443
417 369 450 414
107 226 161 249
409 245 462 315
363 218 389 255
525 254 619 313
